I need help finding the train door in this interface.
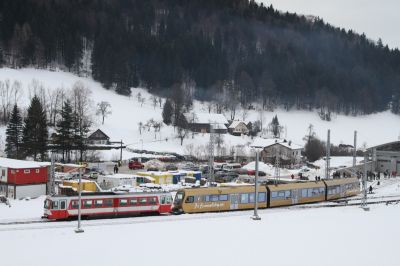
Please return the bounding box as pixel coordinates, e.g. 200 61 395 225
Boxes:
59 199 68 218
230 194 239 210
292 190 299 205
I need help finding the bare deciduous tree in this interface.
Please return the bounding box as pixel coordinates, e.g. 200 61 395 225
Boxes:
96 101 112 125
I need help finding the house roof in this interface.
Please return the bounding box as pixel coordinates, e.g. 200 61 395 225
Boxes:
0 158 50 169
187 112 228 125
251 138 303 150
228 121 248 129
88 129 110 140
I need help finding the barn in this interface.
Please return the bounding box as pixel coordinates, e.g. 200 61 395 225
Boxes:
0 158 50 199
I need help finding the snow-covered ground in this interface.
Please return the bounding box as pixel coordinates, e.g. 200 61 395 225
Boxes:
1 68 400 160
0 178 400 266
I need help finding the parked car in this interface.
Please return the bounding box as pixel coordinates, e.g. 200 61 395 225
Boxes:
165 164 178 171
128 161 144 170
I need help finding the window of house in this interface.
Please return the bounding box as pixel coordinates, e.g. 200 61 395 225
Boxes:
36 169 40 173
1 169 5 176
24 169 30 174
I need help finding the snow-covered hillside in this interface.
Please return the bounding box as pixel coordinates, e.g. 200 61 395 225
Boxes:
1 68 400 160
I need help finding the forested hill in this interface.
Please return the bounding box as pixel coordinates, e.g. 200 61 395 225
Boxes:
1 0 400 115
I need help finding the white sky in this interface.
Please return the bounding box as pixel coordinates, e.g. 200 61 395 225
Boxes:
258 0 400 49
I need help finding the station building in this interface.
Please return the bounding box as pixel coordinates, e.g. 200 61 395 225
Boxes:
368 141 400 174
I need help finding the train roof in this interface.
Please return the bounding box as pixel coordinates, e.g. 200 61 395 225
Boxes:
48 191 171 198
180 185 267 195
267 181 325 191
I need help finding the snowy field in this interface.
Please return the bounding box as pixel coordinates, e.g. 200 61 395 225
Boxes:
1 68 400 161
1 178 400 266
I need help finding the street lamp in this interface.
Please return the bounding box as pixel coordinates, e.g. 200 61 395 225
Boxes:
75 166 84 233
250 144 262 221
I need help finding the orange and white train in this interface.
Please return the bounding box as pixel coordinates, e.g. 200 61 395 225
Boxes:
43 192 173 220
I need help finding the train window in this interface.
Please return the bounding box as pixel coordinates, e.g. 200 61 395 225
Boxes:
319 188 325 194
240 193 249 204
271 191 278 198
120 199 128 206
195 196 202 202
95 200 103 207
258 192 266 202
210 195 219 202
167 195 173 204
104 199 113 207
285 191 291 198
249 193 255 203
149 197 157 205
185 196 194 203
44 200 51 209
52 201 59 210
219 194 228 201
130 198 138 205
83 200 93 208
60 200 66 210
278 191 285 198
71 200 79 209
139 198 147 205
301 189 308 198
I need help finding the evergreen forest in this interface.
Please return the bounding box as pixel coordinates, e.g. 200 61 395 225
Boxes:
1 0 400 115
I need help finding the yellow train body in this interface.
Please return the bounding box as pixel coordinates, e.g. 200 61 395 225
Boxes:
174 185 268 213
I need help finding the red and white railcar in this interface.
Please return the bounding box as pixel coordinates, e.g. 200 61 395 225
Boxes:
43 192 173 220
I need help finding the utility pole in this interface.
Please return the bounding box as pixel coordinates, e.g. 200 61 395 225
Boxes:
274 146 280 185
75 167 84 233
49 150 55 195
361 151 370 211
325 129 330 179
208 124 215 186
251 149 261 220
120 139 123 163
353 131 357 168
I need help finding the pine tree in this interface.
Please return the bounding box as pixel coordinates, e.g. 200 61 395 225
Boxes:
72 109 91 162
270 115 281 138
22 96 48 161
162 99 173 125
5 104 23 159
55 100 74 162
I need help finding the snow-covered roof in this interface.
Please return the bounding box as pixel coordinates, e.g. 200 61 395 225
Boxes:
251 138 303 150
0 158 49 169
187 112 228 125
228 121 247 129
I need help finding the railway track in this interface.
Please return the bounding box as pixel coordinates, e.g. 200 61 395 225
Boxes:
1 194 399 232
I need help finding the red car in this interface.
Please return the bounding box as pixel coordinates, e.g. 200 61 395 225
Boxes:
129 161 144 170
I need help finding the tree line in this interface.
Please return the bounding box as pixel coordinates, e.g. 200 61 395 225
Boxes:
1 0 400 115
4 81 112 162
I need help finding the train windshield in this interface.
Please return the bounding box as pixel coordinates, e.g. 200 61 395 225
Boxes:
174 191 185 206
44 199 51 209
